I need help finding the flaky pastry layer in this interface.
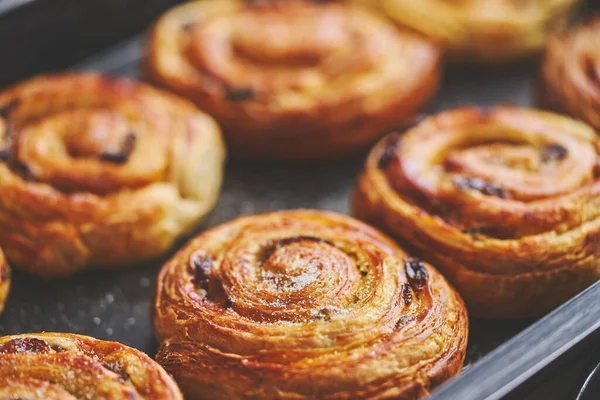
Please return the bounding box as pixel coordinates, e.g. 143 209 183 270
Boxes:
353 106 600 317
0 73 226 277
146 0 440 160
0 333 182 399
154 210 467 399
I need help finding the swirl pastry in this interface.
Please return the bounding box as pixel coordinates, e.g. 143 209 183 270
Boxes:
540 18 600 130
154 210 468 400
146 0 440 160
0 73 226 278
353 106 600 318
0 249 9 315
365 0 581 64
0 333 183 399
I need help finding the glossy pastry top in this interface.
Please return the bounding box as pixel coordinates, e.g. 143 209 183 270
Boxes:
146 0 440 159
0 73 220 194
541 17 600 130
354 107 600 316
376 0 581 63
0 73 225 277
149 0 437 115
0 333 183 399
382 107 599 238
154 210 467 399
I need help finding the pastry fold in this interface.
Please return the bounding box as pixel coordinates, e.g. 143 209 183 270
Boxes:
0 73 226 277
353 107 600 317
154 210 468 400
146 0 440 160
0 333 183 399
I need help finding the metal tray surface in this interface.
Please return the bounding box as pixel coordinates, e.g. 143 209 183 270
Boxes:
0 0 181 87
0 35 595 399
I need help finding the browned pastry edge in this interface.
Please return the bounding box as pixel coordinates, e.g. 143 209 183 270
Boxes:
0 249 9 315
539 17 600 131
145 0 441 160
352 106 600 317
376 0 582 65
0 332 183 399
153 209 468 399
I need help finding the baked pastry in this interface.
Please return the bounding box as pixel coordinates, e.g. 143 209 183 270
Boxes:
146 0 440 160
540 18 600 130
353 106 600 318
0 333 183 399
0 73 226 278
154 210 468 400
0 249 9 315
363 0 582 64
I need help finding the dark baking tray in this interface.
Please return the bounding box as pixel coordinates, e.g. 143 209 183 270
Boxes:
0 0 182 87
1 3 600 399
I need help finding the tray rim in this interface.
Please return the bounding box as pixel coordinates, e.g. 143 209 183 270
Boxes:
431 281 600 399
0 0 36 16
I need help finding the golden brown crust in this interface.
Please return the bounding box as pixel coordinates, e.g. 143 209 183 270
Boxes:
145 0 440 160
365 0 582 64
0 332 183 399
153 210 468 400
0 248 9 316
352 106 600 318
540 18 600 130
0 73 226 278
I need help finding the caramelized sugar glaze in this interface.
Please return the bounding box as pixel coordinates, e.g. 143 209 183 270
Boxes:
146 0 440 160
353 107 600 317
154 210 468 399
0 73 226 277
0 333 182 399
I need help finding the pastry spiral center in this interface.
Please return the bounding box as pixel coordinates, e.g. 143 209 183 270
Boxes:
382 108 600 238
260 240 352 293
398 120 597 202
64 111 134 161
209 233 370 324
231 8 348 66
4 102 168 194
443 140 593 200
187 3 380 93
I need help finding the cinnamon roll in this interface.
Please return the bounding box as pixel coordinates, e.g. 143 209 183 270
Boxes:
540 18 600 130
368 0 581 64
0 249 9 315
146 0 440 160
0 73 226 278
353 106 600 318
0 333 183 399
154 210 468 400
